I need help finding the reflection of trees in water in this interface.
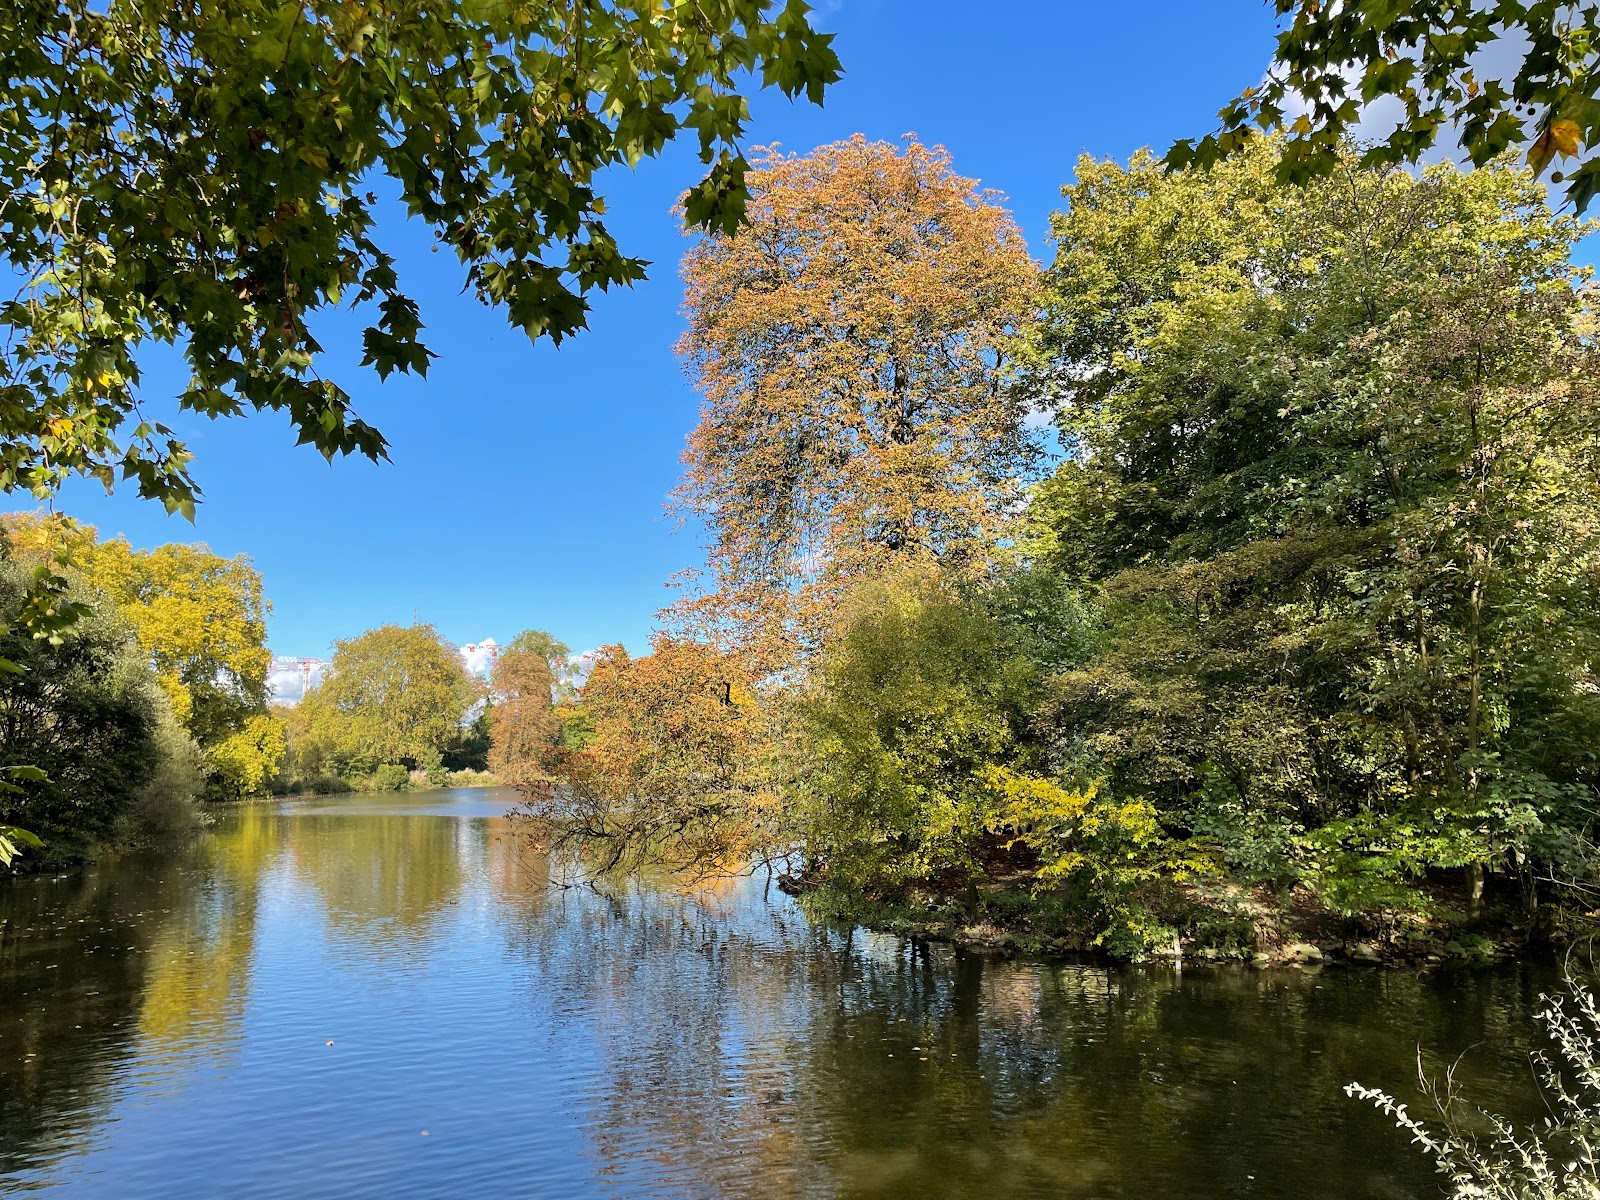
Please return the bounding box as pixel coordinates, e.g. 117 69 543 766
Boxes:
0 809 1565 1200
791 955 1558 1200
483 815 552 901
0 805 517 1183
135 806 277 1072
497 864 842 1199
0 814 268 1176
1 865 158 1175
499 861 1558 1200
272 811 474 957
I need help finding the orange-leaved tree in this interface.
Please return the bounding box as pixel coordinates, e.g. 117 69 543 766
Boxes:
525 637 781 876
487 645 561 795
674 135 1042 668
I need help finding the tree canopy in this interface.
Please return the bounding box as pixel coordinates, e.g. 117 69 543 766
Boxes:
0 557 198 849
674 135 1040 665
1024 139 1600 917
519 637 778 874
486 643 559 794
299 622 478 772
0 0 841 514
3 512 278 795
488 131 1600 956
1173 2 1600 210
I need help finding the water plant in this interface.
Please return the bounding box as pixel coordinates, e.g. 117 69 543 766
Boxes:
1349 975 1600 1198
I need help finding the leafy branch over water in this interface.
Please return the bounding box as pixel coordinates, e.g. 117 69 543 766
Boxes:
1351 974 1600 1198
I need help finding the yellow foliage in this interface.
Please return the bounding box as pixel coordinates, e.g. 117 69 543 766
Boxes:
982 767 1152 881
979 766 1219 953
982 766 1218 887
3 512 272 759
1551 118 1583 158
209 713 287 798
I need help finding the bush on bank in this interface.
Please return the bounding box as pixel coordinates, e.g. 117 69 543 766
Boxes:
0 559 203 863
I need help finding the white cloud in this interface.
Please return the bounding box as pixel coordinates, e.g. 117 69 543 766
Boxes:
268 656 326 706
563 647 602 690
458 637 499 681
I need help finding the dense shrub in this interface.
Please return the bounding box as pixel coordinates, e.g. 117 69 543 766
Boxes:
790 566 1189 954
120 719 207 842
0 560 199 855
371 764 410 792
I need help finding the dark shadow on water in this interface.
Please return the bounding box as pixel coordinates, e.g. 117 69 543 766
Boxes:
0 793 1561 1199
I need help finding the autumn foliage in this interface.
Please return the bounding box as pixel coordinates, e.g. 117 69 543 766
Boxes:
521 137 1039 879
486 647 560 795
520 638 780 875
3 512 278 796
674 135 1040 666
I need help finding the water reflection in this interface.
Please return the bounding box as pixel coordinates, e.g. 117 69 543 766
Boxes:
0 788 1561 1199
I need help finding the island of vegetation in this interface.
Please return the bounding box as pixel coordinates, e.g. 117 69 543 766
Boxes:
12 131 1597 977
501 134 1600 971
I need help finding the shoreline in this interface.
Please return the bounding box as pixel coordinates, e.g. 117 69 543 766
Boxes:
846 915 1519 969
787 874 1568 970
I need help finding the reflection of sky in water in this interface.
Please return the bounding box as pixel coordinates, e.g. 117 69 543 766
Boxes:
0 788 1564 1200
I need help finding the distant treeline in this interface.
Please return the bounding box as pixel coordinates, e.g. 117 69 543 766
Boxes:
0 516 538 862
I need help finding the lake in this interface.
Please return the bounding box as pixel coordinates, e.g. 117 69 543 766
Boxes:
0 788 1563 1198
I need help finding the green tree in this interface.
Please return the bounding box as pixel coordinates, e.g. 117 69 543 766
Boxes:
790 565 1172 952
794 567 1041 894
0 0 841 514
3 513 280 795
1024 140 1600 917
302 623 478 772
0 558 196 853
1173 4 1600 211
441 705 492 773
505 628 570 664
504 628 575 698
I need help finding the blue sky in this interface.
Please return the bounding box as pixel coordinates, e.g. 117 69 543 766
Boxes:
9 3 1292 660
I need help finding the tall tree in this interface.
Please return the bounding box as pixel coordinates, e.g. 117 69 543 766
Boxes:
487 644 559 795
1024 141 1600 915
302 623 478 771
674 135 1041 665
0 0 841 514
3 513 278 794
1172 3 1600 210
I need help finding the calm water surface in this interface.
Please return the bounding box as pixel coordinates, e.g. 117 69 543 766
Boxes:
0 789 1562 1198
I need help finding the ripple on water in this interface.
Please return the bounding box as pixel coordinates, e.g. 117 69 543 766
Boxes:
0 789 1563 1199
